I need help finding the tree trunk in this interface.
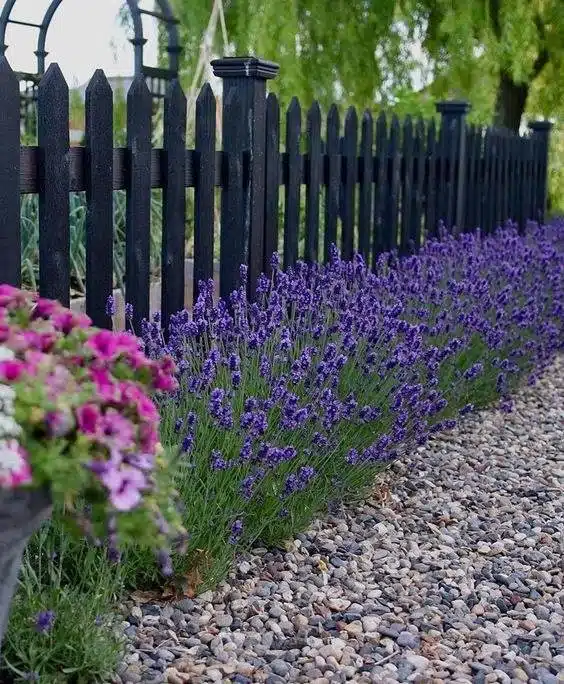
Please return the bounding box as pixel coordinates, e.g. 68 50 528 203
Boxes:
493 70 529 133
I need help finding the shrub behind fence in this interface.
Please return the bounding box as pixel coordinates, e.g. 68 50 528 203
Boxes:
0 56 553 331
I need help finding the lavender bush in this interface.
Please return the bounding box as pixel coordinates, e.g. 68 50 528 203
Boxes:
134 221 563 589
2 222 563 680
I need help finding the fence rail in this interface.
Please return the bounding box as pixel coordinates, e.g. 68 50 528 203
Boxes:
0 56 553 332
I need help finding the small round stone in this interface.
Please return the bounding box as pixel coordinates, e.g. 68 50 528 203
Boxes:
397 631 419 648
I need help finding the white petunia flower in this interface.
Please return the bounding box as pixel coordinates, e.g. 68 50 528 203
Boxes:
0 345 14 361
0 414 20 437
0 379 19 439
0 438 31 487
0 384 15 399
0 438 24 471
0 345 25 484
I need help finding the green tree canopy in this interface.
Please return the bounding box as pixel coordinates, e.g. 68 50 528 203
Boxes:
164 0 563 207
168 0 563 124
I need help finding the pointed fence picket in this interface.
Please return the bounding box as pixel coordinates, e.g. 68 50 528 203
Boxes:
0 56 552 328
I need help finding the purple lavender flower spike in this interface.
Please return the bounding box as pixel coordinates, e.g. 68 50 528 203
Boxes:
138 220 563 551
35 610 55 634
210 450 228 471
105 294 116 317
229 519 244 544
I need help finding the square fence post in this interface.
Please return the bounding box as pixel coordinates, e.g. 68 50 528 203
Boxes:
211 56 279 301
528 120 552 224
436 100 471 234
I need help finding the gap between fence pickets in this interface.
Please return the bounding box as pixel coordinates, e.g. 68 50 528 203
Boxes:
70 259 220 331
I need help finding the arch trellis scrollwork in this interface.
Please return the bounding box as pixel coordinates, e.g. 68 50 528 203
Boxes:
0 0 181 134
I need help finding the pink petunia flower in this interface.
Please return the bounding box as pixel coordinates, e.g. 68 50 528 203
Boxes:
98 409 135 450
137 395 159 423
152 368 177 392
6 461 33 487
52 310 92 334
119 382 159 422
38 332 58 352
127 349 152 371
76 404 101 435
86 330 120 360
0 323 10 342
32 298 59 319
89 368 119 402
0 284 20 298
0 359 27 382
138 423 158 453
16 330 57 354
24 350 51 374
112 332 140 354
0 285 30 309
20 330 43 351
45 410 74 437
100 460 147 512
159 356 176 375
45 365 73 401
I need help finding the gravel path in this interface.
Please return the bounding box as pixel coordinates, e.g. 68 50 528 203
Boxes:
115 357 564 684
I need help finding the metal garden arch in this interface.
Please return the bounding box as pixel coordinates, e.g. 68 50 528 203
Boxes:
0 0 181 132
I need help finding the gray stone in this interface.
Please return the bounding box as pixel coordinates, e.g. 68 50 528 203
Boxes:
216 613 234 628
122 666 142 683
405 654 429 670
265 676 286 684
538 641 553 660
270 659 292 676
535 667 558 684
155 649 174 662
396 631 419 648
396 659 415 680
269 605 284 618
174 598 195 613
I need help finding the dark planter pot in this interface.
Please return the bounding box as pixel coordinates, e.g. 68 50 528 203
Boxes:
0 487 51 649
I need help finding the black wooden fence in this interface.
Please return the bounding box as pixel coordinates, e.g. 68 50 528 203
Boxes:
0 56 553 332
